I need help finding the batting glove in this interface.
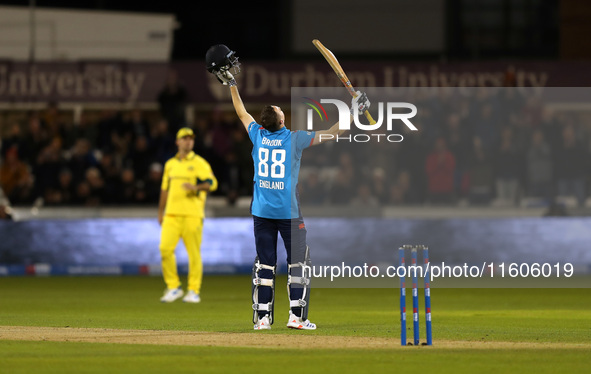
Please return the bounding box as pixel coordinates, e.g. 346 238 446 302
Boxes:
350 91 370 116
215 69 237 86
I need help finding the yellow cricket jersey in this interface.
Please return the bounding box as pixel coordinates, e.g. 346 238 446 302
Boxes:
161 151 218 217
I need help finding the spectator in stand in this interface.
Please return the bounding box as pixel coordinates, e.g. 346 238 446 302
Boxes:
538 107 560 150
68 138 98 185
474 103 499 150
72 168 104 206
397 127 428 203
300 169 326 205
217 126 255 203
206 106 237 190
466 136 494 205
553 124 588 206
329 152 355 204
22 113 49 166
98 152 121 205
526 130 553 201
351 183 378 207
126 135 154 181
388 170 421 205
73 181 92 206
445 113 470 198
498 83 524 122
42 101 66 143
34 137 65 200
1 122 26 159
511 97 537 149
370 167 389 205
144 162 164 204
157 70 188 135
126 108 151 142
0 146 34 204
150 118 176 165
111 113 134 162
329 168 354 205
65 112 98 149
84 167 105 205
300 135 332 169
57 168 75 204
231 128 254 197
45 168 75 206
192 117 209 157
494 127 523 206
425 137 456 204
117 168 141 204
220 151 241 205
96 110 123 152
369 138 395 179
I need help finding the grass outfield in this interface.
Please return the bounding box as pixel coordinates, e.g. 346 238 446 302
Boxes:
0 275 590 373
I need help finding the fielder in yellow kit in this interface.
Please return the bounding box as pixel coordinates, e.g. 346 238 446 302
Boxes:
158 127 218 303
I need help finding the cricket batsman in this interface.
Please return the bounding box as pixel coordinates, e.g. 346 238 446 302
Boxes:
158 127 218 303
206 44 369 329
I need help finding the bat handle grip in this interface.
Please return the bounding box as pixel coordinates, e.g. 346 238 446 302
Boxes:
364 110 377 125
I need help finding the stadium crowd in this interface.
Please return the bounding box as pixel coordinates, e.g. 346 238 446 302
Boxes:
0 104 253 207
0 88 590 209
300 88 591 208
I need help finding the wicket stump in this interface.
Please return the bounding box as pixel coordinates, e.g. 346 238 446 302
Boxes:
399 244 432 346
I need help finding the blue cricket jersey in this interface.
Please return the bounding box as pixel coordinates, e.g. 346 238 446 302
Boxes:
248 121 315 219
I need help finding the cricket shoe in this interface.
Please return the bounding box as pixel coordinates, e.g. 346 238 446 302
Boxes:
286 313 317 330
182 290 201 303
160 287 184 303
254 315 271 330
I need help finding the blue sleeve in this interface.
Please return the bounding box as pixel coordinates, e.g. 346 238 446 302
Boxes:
293 130 316 154
247 121 259 143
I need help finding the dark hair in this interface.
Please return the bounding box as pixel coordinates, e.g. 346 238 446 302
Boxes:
260 105 281 132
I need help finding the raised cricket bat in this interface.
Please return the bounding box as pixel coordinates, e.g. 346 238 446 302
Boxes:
312 39 376 125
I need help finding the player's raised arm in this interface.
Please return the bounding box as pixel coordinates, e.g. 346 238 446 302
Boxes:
229 85 255 131
212 68 254 130
312 91 370 146
205 44 253 131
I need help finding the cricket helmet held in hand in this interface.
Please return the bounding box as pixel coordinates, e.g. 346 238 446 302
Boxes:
206 44 241 75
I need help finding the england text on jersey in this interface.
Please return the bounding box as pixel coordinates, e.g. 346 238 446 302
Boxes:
259 180 285 190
